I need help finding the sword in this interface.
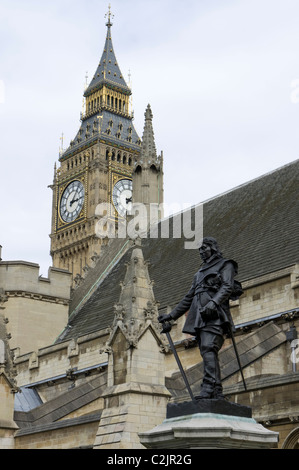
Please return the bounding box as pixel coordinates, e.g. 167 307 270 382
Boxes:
161 320 197 403
227 324 247 391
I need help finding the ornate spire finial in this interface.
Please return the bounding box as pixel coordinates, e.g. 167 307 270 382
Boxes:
141 104 157 160
105 4 114 27
59 132 64 156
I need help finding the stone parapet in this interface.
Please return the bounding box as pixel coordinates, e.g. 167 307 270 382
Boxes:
0 261 71 300
0 260 71 354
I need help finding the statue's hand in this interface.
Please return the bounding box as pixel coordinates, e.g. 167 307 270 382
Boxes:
205 300 217 312
201 300 218 321
158 313 173 324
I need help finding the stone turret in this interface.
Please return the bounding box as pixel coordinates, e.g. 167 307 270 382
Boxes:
93 239 170 449
132 105 164 228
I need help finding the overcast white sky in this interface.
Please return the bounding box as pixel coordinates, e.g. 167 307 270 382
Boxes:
1 0 299 275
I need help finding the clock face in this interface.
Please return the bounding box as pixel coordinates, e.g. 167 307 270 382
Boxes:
60 180 85 223
112 179 133 217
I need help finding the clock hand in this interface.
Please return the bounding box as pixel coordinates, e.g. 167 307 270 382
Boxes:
70 195 83 206
126 196 132 204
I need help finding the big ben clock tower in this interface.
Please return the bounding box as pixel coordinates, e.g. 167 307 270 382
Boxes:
50 7 142 280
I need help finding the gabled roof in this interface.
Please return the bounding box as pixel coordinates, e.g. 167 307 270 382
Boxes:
58 158 299 342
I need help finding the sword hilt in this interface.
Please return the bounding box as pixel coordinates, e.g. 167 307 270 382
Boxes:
161 320 172 334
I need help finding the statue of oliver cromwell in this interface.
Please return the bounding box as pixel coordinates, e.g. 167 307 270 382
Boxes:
158 237 243 399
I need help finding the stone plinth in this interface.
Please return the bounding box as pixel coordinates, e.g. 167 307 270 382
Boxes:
167 398 252 420
139 400 279 449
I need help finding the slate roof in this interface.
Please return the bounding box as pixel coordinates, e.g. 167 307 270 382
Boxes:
60 21 140 160
84 23 130 97
14 387 43 412
58 158 299 342
61 110 141 160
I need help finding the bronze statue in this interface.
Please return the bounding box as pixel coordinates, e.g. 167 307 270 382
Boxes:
158 237 243 399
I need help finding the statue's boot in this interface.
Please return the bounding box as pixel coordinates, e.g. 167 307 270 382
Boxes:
213 358 225 399
196 330 224 399
198 351 222 399
213 385 225 399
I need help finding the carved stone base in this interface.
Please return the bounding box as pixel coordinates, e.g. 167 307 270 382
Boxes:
139 408 279 449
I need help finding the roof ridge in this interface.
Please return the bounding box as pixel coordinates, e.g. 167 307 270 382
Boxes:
158 157 299 221
198 157 299 207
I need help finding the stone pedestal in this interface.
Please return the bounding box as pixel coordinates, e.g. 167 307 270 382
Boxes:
166 398 252 420
93 382 170 449
139 399 279 449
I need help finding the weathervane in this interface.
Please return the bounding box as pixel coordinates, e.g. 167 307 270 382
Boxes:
105 4 114 26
